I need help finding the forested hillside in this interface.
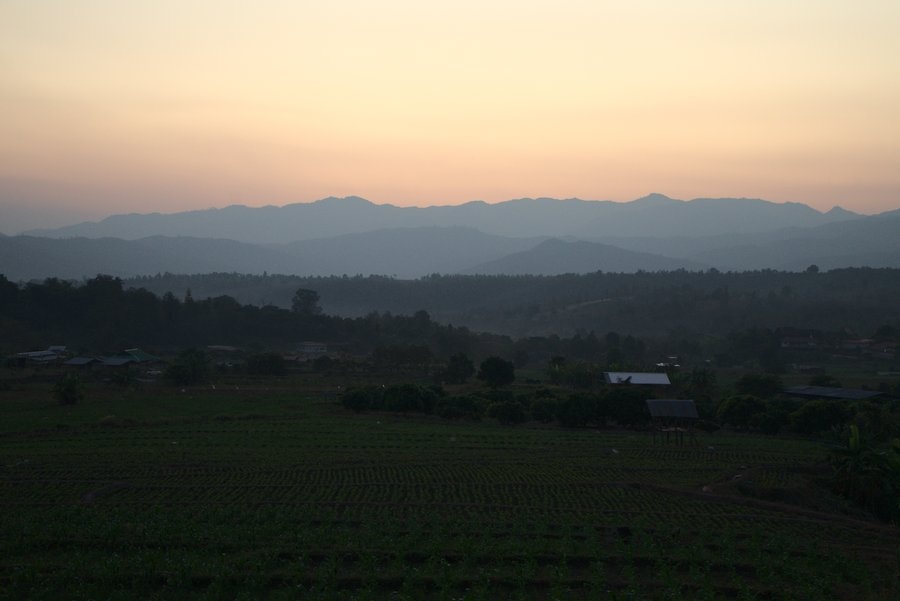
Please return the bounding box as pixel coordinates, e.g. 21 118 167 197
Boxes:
127 268 900 338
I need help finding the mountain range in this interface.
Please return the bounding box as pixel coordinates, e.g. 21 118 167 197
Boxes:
23 193 857 243
2 195 898 281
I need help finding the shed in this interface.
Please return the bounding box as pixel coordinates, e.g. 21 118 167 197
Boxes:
605 372 671 386
646 399 699 445
63 357 100 369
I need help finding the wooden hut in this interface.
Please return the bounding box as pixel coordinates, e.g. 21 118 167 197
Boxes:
646 399 699 445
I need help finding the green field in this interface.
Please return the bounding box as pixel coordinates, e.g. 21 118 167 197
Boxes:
1 376 897 600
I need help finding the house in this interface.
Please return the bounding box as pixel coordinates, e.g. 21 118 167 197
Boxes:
605 372 671 386
63 357 100 370
121 348 161 363
870 342 896 358
780 336 818 350
841 339 873 351
297 341 328 356
100 348 162 369
13 346 68 366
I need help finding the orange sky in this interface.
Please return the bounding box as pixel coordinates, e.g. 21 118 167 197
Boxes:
2 0 899 230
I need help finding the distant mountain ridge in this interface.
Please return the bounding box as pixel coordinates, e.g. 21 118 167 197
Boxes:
5 195 898 282
23 194 861 243
463 238 708 275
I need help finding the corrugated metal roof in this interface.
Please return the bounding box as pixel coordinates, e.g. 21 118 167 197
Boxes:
646 399 699 419
123 348 161 362
605 372 671 385
63 357 99 366
102 356 135 366
16 350 58 359
783 386 883 400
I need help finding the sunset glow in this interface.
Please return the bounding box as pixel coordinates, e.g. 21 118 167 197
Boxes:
2 0 899 229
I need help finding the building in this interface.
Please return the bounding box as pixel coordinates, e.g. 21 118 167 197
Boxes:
605 372 671 386
646 399 699 445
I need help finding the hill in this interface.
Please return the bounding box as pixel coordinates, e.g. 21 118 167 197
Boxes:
463 238 708 275
23 194 859 243
0 235 304 281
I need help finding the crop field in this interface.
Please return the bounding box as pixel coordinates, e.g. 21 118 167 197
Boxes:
1 377 898 600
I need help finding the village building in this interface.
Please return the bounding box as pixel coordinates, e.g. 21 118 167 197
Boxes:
605 372 671 386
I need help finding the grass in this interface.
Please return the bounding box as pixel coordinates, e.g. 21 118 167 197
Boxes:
1 373 897 599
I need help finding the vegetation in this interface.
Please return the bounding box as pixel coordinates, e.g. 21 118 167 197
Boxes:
52 373 84 405
1 269 899 598
1 374 898 600
476 356 516 388
125 268 900 338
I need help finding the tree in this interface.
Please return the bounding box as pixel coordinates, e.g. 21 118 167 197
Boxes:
165 348 210 385
734 373 783 398
809 374 843 388
477 356 515 388
829 425 900 522
717 395 767 430
789 400 849 435
442 352 475 384
54 373 84 405
487 400 527 425
291 288 321 315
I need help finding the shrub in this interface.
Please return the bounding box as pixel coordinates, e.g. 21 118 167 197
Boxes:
435 395 484 420
54 373 84 405
734 373 783 398
487 401 527 425
717 395 767 430
790 400 849 435
557 393 601 428
341 386 383 413
165 348 210 385
603 388 650 427
530 398 557 423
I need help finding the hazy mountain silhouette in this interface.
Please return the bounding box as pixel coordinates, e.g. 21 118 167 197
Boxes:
6 197 897 281
280 227 541 278
601 211 900 271
0 235 304 281
463 238 708 275
23 194 859 243
0 228 540 281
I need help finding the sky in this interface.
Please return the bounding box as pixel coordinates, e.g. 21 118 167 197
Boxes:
2 0 899 232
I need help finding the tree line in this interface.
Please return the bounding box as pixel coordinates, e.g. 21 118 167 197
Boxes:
126 268 900 338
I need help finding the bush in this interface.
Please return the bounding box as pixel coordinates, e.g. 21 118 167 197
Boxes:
790 400 849 435
341 386 383 413
603 388 650 427
557 393 601 428
487 401 527 425
383 383 425 413
165 348 210 386
716 395 767 430
54 373 84 405
734 373 783 398
530 398 557 423
435 395 484 420
342 384 443 415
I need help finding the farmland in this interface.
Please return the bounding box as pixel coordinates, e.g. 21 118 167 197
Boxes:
1 375 898 600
